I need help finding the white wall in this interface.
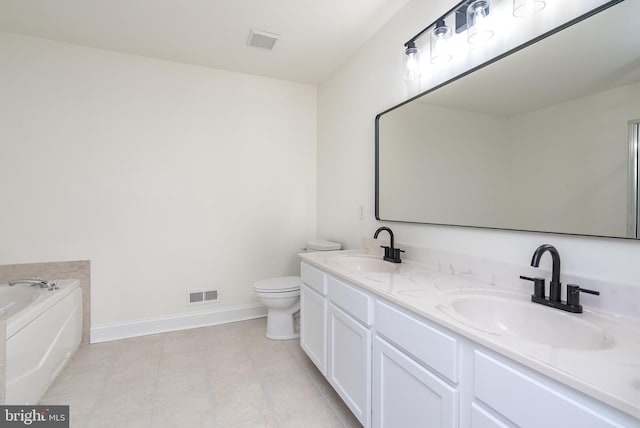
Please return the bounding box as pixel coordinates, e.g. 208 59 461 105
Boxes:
0 32 317 327
317 0 640 286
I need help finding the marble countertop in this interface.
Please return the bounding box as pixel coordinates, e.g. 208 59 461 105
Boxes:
299 248 640 420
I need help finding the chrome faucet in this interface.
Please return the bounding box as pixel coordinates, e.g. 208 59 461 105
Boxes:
8 279 57 290
520 244 599 313
373 227 404 263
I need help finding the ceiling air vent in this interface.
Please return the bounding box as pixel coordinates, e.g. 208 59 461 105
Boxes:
247 29 279 50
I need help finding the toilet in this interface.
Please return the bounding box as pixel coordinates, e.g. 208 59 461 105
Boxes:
253 239 341 340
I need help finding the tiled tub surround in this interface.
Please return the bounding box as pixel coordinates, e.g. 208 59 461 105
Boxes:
299 244 640 422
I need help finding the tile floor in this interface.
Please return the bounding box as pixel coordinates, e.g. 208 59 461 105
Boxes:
40 318 362 428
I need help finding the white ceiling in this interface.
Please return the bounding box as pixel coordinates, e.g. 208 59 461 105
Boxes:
0 0 410 84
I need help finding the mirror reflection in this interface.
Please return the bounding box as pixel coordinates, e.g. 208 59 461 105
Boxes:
376 0 640 238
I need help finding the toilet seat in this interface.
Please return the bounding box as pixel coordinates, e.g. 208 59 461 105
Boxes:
253 276 302 293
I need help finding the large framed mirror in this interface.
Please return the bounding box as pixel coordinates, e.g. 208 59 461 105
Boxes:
376 0 640 239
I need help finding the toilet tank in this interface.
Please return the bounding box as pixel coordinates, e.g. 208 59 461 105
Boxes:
304 240 341 252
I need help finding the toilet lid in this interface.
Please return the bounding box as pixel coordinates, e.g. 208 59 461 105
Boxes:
253 276 302 292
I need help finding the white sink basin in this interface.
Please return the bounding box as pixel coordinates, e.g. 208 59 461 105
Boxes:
326 255 399 273
450 295 610 350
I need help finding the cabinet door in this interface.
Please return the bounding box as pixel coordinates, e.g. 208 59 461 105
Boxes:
328 303 372 427
373 336 458 428
300 284 327 375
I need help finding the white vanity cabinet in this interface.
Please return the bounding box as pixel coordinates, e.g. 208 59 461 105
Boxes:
373 300 459 428
300 263 329 374
471 350 638 428
299 261 640 428
327 275 374 427
300 262 374 427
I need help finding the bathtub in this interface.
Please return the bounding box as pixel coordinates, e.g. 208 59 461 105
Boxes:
2 279 82 404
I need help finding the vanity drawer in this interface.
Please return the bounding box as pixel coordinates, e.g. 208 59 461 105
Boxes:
375 300 458 383
474 350 624 427
327 276 373 326
301 262 327 295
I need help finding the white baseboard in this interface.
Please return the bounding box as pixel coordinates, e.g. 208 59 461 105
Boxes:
90 304 267 343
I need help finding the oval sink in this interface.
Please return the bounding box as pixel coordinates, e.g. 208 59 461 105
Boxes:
326 255 399 273
450 295 610 350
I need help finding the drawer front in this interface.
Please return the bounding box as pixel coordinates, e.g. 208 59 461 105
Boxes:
474 350 627 428
300 262 327 295
327 276 373 326
375 300 458 383
471 403 511 428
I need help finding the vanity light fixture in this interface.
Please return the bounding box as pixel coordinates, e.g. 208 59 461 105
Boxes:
466 0 494 44
402 40 421 81
513 0 546 17
430 19 453 64
402 0 502 80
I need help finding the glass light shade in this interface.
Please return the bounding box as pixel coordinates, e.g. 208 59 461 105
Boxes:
467 0 494 44
430 21 452 64
513 0 546 17
402 43 421 81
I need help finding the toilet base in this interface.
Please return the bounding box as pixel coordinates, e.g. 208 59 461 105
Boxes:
265 307 300 340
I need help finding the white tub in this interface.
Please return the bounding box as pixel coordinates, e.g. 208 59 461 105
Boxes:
2 279 82 404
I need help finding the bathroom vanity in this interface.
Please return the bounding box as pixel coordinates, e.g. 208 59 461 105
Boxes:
299 248 640 428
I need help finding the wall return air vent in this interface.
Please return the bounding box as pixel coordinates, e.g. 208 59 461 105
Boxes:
187 290 219 305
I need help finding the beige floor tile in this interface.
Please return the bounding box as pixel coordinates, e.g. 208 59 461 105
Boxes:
277 397 344 428
86 405 153 428
305 365 335 396
162 339 204 356
206 342 250 366
65 347 117 373
39 390 97 428
222 413 280 428
156 363 208 392
109 360 159 385
92 387 154 419
100 373 156 401
151 394 215 428
254 353 305 379
324 388 362 428
45 367 109 397
154 379 209 405
42 318 358 428
206 326 247 346
263 372 322 412
208 358 256 391
121 332 165 347
213 379 270 426
115 343 163 366
159 348 207 369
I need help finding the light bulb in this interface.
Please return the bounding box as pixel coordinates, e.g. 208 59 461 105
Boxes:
430 20 452 64
467 0 494 44
403 42 421 81
513 0 546 17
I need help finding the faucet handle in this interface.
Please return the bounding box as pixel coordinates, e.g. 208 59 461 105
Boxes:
519 275 545 298
380 245 404 263
566 284 600 307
